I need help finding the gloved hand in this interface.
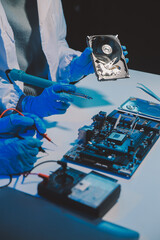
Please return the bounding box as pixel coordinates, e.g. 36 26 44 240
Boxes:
21 83 76 118
67 47 95 82
0 137 42 175
0 113 46 139
60 46 129 83
121 45 129 63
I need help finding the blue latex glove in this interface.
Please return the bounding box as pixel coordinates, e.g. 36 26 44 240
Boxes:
0 113 46 139
121 45 129 63
21 83 76 118
68 47 95 82
0 137 42 175
62 46 129 83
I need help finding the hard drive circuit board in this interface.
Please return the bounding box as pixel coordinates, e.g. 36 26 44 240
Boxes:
64 110 160 178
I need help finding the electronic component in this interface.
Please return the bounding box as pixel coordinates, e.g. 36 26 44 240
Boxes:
63 98 160 178
87 35 129 81
38 166 121 218
119 97 160 120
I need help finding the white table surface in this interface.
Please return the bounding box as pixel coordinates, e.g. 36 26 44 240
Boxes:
2 69 160 240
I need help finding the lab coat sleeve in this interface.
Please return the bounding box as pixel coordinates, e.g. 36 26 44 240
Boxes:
0 77 24 114
55 0 81 82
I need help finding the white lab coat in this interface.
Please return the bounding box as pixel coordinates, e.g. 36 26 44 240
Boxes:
0 0 80 112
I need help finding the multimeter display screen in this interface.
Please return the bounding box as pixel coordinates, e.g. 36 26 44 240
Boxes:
69 172 118 208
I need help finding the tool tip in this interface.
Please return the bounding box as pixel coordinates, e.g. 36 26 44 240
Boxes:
51 141 57 146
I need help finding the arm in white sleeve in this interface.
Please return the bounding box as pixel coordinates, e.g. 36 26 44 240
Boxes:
0 77 24 114
54 0 81 82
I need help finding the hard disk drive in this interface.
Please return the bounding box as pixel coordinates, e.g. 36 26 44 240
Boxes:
87 35 130 81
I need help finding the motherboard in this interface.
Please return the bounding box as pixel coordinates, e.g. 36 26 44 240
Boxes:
64 108 160 178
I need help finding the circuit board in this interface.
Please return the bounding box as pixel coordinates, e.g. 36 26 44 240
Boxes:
63 109 160 178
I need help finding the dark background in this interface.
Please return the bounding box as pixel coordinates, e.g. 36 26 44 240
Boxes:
62 0 160 75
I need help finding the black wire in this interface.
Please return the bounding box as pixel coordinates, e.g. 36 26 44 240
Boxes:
5 69 13 84
0 175 12 189
0 159 66 188
24 160 59 177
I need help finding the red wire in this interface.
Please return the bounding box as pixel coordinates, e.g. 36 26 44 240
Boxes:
0 108 50 183
23 172 49 181
0 108 53 143
0 108 24 118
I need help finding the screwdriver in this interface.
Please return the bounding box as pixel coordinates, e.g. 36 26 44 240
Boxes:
61 90 93 100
